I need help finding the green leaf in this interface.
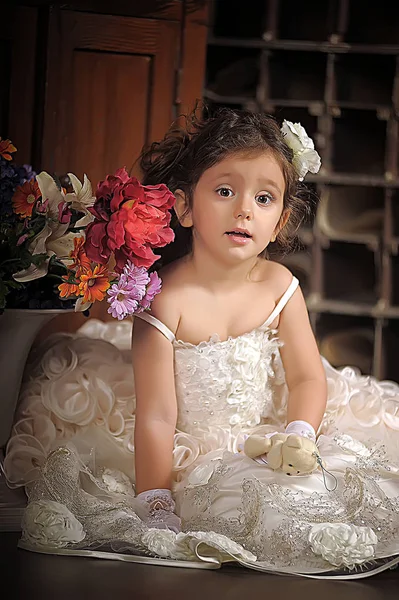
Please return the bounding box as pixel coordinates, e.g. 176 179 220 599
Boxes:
0 279 10 310
30 253 48 266
6 280 23 290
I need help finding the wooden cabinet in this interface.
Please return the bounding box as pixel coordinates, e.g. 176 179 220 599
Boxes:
5 1 208 174
42 9 180 185
2 1 209 333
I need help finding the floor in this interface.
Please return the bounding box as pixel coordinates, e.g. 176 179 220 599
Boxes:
2 532 399 599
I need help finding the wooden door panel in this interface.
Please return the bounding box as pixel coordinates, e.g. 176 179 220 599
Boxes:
70 51 150 185
42 9 180 182
2 7 37 165
0 38 11 138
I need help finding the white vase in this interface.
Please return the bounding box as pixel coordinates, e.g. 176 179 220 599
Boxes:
0 308 71 449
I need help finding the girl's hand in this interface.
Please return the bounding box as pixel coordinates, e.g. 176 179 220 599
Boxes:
137 488 181 533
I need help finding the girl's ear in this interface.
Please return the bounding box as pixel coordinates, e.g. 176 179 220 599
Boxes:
272 208 291 241
174 189 193 228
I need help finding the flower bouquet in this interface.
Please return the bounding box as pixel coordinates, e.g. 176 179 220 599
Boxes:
0 138 175 318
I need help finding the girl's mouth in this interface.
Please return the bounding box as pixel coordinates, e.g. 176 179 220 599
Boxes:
225 230 253 245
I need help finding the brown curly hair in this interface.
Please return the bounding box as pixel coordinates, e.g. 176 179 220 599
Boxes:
139 106 313 267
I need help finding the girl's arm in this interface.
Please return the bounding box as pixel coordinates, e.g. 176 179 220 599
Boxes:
277 280 327 433
132 312 178 495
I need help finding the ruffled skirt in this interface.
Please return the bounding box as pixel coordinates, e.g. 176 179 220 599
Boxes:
4 320 399 578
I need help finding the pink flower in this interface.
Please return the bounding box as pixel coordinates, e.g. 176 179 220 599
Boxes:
106 263 162 319
17 234 28 246
139 272 162 311
107 262 150 320
58 201 72 224
120 262 149 300
107 280 139 321
36 199 49 213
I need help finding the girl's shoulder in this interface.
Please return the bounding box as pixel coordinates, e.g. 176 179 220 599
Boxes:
145 259 187 335
256 259 297 301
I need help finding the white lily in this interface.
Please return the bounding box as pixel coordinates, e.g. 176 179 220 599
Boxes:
65 173 95 227
75 298 92 313
47 231 85 265
36 171 67 221
13 172 74 282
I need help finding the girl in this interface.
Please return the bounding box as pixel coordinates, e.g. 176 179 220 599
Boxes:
5 108 399 578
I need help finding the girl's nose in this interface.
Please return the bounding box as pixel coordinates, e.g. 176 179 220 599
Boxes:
233 199 253 220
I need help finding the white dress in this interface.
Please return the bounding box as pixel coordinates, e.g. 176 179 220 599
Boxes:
4 277 399 578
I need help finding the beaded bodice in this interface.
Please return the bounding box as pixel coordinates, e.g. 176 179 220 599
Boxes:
173 327 284 434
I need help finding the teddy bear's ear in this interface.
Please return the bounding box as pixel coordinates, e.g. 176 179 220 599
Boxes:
267 441 284 469
285 434 303 449
243 435 271 459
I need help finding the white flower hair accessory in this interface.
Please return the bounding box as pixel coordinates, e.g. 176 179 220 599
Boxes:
281 120 321 181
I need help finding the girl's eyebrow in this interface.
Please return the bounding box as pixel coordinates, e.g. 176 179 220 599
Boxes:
258 178 283 194
211 173 233 181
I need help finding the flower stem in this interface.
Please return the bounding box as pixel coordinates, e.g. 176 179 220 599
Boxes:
0 258 22 267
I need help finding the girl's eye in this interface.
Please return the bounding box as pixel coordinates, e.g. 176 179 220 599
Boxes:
217 187 233 198
256 193 274 206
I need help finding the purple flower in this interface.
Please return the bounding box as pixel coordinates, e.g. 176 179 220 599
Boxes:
120 262 150 301
21 164 36 182
107 280 139 320
106 265 162 320
0 162 15 180
107 263 152 320
139 272 162 311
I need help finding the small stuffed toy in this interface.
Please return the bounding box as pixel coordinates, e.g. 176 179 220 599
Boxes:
244 432 319 475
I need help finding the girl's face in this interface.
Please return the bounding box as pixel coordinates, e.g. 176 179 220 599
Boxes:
177 151 287 265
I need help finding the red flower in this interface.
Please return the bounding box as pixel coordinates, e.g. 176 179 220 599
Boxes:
84 168 175 272
12 179 41 218
0 138 17 161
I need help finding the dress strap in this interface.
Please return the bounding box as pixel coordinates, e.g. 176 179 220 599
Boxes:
134 312 175 343
263 276 299 327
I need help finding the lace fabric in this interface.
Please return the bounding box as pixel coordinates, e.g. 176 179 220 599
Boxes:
4 318 399 576
177 436 399 570
173 325 283 433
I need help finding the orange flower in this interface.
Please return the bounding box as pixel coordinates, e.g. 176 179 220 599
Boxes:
12 179 41 218
58 276 80 299
78 265 110 303
70 236 91 274
0 138 17 161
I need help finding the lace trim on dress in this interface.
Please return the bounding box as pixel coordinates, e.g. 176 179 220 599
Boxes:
180 437 399 570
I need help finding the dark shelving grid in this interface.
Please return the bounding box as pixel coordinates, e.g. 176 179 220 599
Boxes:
204 0 399 381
